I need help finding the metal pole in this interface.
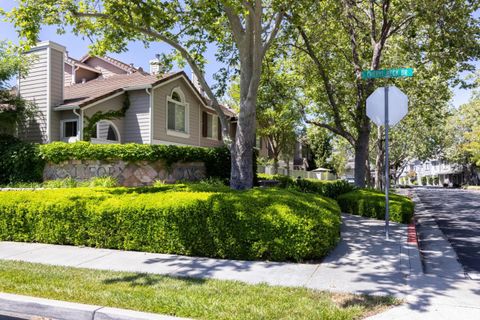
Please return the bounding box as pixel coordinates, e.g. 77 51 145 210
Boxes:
384 86 390 240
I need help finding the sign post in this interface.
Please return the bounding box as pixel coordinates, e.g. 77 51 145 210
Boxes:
384 87 390 239
364 68 412 239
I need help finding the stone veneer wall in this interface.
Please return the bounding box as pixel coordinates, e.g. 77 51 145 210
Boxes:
43 160 206 186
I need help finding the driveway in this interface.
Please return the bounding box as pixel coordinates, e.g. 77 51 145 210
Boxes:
415 188 480 278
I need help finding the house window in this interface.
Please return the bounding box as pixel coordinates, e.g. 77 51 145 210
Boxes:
167 88 188 136
202 112 218 139
61 120 78 140
92 120 120 142
202 112 222 140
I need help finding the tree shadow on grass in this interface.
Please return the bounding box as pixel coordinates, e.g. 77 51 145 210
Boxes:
102 272 207 287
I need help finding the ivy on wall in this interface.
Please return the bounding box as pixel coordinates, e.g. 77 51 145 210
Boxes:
83 92 130 141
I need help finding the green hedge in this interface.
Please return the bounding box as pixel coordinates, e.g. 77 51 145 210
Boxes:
0 186 341 262
39 142 231 181
258 174 354 199
337 189 414 224
0 135 44 184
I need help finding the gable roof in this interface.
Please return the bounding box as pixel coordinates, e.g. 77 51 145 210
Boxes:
58 70 237 118
80 55 139 74
60 72 176 108
65 57 101 74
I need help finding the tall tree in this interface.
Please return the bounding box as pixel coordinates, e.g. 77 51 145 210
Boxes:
5 0 287 189
256 54 301 173
287 0 480 187
445 97 480 184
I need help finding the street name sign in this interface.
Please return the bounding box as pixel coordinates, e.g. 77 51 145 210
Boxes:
362 68 413 80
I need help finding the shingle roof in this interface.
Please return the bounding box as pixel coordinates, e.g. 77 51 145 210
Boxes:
61 72 175 108
80 55 139 73
59 70 237 118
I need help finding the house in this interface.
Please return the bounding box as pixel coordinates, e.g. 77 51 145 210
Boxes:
18 41 237 147
399 159 465 187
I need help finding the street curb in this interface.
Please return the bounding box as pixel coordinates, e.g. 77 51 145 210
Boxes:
0 292 191 320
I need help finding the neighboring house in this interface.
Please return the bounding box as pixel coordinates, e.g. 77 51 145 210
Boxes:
18 41 237 147
400 159 464 186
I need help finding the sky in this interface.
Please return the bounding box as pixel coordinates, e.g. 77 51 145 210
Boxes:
0 0 477 107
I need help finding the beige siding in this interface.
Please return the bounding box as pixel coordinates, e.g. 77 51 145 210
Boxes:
64 63 73 86
84 57 127 78
49 48 64 141
124 90 150 143
18 49 48 143
83 94 125 143
152 78 202 146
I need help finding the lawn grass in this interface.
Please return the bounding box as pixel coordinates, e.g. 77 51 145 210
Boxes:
0 260 399 320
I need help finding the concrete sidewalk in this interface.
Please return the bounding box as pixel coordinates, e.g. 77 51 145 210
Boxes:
368 191 480 320
0 214 417 299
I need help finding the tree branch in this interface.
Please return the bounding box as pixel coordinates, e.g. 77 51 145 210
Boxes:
223 5 246 51
263 11 284 55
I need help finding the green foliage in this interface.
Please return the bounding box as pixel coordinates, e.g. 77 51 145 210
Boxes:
0 135 44 184
0 42 36 135
421 176 427 185
446 96 480 168
43 177 78 188
0 187 341 262
337 189 414 224
39 142 231 180
255 53 302 170
258 174 354 199
83 93 130 141
42 176 119 188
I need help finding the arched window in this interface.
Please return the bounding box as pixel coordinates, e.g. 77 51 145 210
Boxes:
167 87 189 136
92 120 121 143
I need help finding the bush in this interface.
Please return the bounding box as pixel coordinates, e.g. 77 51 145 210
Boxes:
39 142 231 181
258 174 354 199
0 135 44 184
337 189 414 224
0 186 341 262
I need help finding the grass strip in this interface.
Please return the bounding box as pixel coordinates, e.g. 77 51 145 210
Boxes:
0 260 399 320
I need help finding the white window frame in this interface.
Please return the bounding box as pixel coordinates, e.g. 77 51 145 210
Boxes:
166 87 190 138
60 119 79 142
205 113 218 140
91 120 121 143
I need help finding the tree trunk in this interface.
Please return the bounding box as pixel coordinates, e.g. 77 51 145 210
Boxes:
354 128 370 188
272 156 279 174
230 95 257 189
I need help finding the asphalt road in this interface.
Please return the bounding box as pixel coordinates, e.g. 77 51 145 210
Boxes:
415 188 480 275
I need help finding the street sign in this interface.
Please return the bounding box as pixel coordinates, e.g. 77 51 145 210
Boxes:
361 68 413 80
366 85 409 240
366 86 408 126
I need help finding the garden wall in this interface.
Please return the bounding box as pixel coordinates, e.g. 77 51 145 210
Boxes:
43 160 206 186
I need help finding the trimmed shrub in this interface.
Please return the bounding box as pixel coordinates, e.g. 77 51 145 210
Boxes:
258 174 354 199
39 142 231 181
0 186 341 262
337 189 414 224
0 134 44 184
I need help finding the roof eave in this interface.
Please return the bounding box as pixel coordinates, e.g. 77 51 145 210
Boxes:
54 105 80 111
